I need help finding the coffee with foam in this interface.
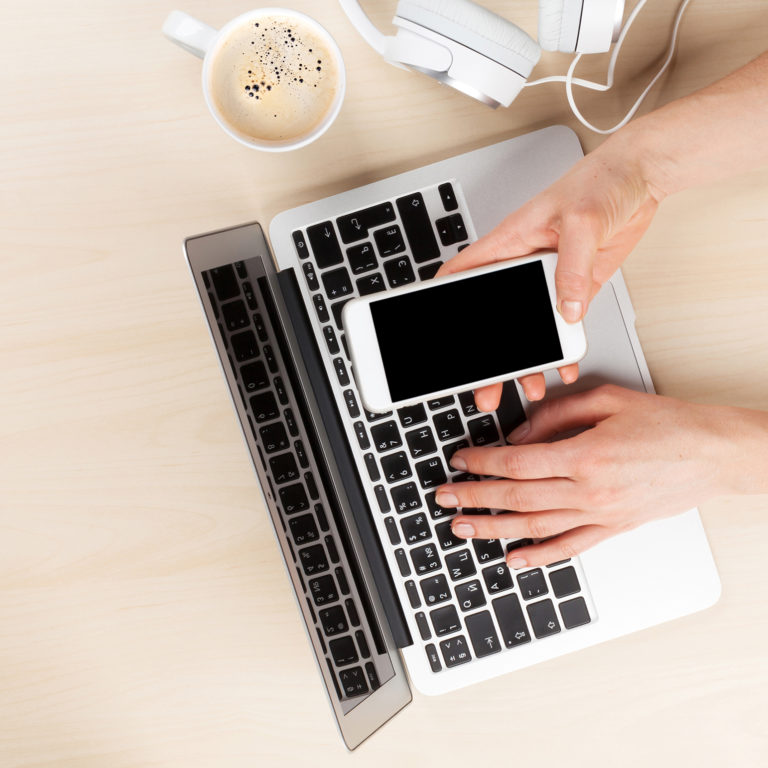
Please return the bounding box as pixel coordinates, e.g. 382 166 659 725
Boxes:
208 15 341 145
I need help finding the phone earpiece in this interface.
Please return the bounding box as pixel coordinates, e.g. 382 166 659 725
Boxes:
538 0 625 54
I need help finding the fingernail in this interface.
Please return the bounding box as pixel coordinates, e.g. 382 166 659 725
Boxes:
450 455 467 471
435 491 459 508
452 522 475 537
507 556 527 569
506 421 530 444
560 300 582 323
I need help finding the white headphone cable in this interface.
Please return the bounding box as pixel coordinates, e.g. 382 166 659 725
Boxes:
524 0 693 134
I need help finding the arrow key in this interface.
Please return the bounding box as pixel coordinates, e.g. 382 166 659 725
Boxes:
526 598 561 639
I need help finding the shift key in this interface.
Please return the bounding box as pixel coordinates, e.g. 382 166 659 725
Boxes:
396 193 440 263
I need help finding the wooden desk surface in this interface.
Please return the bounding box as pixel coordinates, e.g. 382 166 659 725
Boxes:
1 1 767 765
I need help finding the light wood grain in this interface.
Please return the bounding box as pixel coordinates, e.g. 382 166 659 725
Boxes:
1 1 767 766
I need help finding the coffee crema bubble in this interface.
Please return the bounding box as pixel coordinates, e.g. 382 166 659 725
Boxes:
208 16 339 144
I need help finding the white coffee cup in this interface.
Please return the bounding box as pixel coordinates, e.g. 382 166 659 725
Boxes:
163 8 346 152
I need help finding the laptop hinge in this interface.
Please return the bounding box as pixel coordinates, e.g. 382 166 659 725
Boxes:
274 268 413 650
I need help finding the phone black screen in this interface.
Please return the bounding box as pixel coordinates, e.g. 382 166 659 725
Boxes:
369 260 563 402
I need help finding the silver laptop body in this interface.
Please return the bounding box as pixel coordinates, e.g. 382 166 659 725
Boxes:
184 126 720 749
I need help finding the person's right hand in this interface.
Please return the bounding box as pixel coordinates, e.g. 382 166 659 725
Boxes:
437 130 668 409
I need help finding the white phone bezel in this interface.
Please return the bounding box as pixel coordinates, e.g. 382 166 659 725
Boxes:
342 252 588 412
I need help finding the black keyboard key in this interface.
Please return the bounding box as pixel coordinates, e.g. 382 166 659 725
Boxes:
374 484 390 513
527 599 561 638
210 264 240 301
253 313 268 342
518 568 549 600
336 567 350 595
458 390 478 417
483 563 514 594
259 422 289 453
269 452 299 484
337 202 396 244
384 256 416 288
396 192 440 263
331 299 349 330
325 535 340 564
305 471 319 500
347 242 377 274
298 544 329 576
428 396 455 410
384 516 401 545
400 511 431 545
322 266 353 300
222 300 249 331
307 221 343 268
292 230 309 259
339 666 368 696
455 579 486 612
395 548 411 577
333 357 348 386
465 610 501 658
398 403 427 428
374 224 406 257
439 635 471 668
420 574 451 607
411 543 441 575
435 520 463 551
443 439 469 466
308 574 337 606
381 451 411 483
405 580 421 609
263 344 278 373
559 596 591 629
550 566 581 599
496 381 526 438
231 330 259 362
241 360 269 393
343 389 360 418
425 643 442 673
243 282 258 310
319 605 348 637
492 593 531 647
365 408 392 422
391 481 421 514
274 376 288 405
356 272 386 295
365 661 381 690
416 457 447 489
416 612 431 641
295 440 309 468
329 635 358 667
315 502 329 532
313 294 330 323
289 513 319 546
353 421 369 450
468 414 499 446
430 604 461 637
435 213 468 246
425 491 450 520
355 628 369 657
507 538 533 554
250 391 279 423
417 262 442 280
472 538 504 564
438 182 459 211
445 549 476 581
279 483 309 515
370 420 402 452
302 262 319 292
345 599 359 629
434 409 464 441
364 453 380 481
405 426 437 458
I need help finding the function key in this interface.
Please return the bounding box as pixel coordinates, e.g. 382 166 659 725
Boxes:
465 610 501 658
274 376 289 405
415 612 431 641
263 344 278 373
385 516 401 546
323 325 340 355
549 566 581 599
356 272 386 295
428 396 455 410
398 403 427 428
365 408 393 423
347 242 377 274
384 256 416 288
315 502 330 532
365 661 381 690
435 213 468 246
242 281 258 310
292 230 310 259
337 202 396 244
558 596 591 629
333 357 349 386
234 259 246 277
253 313 268 342
374 484 390 513
517 568 549 600
336 567 351 595
302 262 319 292
395 548 411 577
284 407 299 437
343 389 360 418
438 182 459 212
307 221 343 269
353 421 369 450
210 264 240 301
396 193 440 263
526 599 561 638
492 593 531 647
425 643 442 673
373 224 406 257
313 294 330 324
364 453 380 482
439 635 471 668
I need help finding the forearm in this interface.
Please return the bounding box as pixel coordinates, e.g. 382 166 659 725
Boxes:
608 51 768 199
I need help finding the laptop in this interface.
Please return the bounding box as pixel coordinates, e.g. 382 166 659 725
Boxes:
183 125 720 750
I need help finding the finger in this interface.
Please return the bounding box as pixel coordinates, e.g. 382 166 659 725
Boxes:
517 372 546 402
437 203 557 277
435 478 579 513
555 213 603 323
508 385 625 445
473 382 502 412
450 443 573 480
503 525 611 569
558 363 579 385
450 509 582 541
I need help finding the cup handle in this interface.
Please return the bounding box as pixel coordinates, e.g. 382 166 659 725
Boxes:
162 10 217 59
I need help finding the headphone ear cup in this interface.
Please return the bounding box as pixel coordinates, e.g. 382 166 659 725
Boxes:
396 0 541 69
538 0 624 54
538 0 569 52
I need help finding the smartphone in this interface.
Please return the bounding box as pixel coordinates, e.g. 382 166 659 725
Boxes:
342 252 588 412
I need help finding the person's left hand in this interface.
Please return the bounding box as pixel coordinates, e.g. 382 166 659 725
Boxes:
436 384 765 569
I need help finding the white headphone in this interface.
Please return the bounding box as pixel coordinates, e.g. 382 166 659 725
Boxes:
339 0 692 133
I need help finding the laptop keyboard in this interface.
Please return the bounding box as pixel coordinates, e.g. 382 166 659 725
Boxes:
289 180 593 674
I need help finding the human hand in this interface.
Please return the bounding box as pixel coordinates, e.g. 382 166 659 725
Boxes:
435 384 768 568
437 130 666 408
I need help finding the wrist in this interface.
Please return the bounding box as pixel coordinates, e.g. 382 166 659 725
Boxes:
710 405 768 497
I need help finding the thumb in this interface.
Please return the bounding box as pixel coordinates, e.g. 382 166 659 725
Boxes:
554 213 602 323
